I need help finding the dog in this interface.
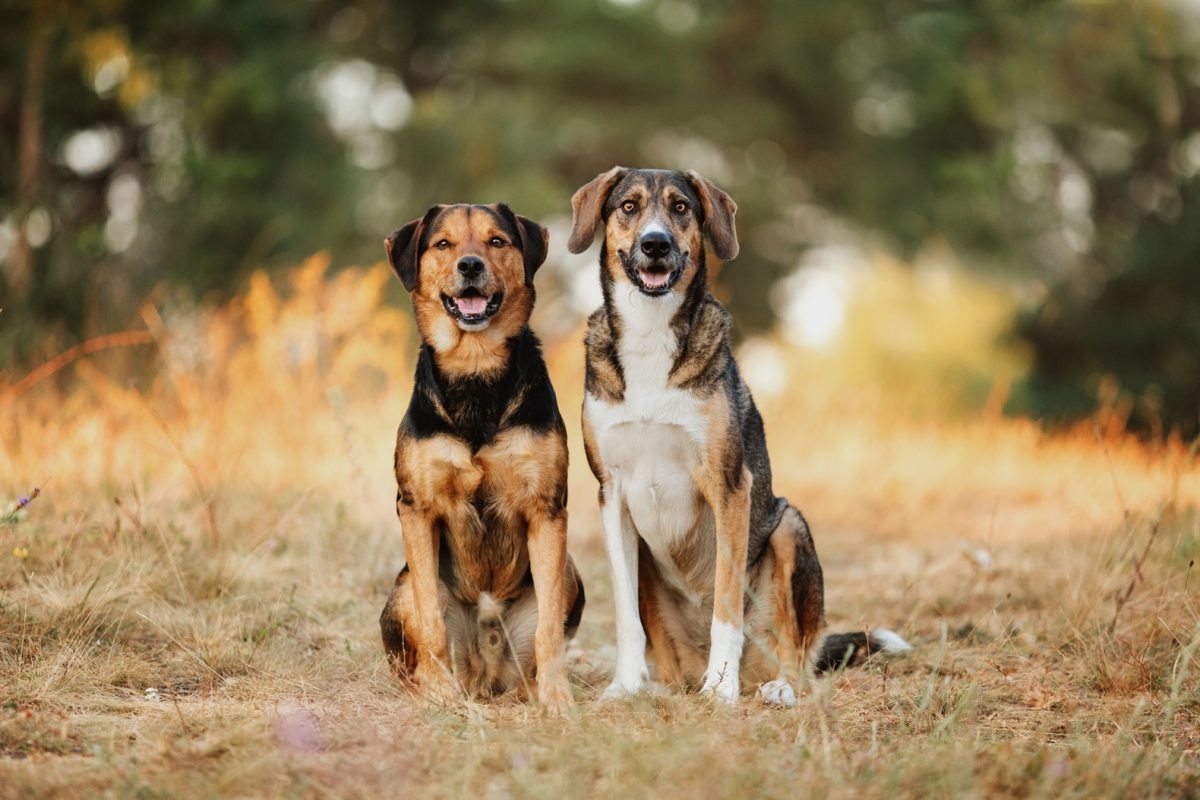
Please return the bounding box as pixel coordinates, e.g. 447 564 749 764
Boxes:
378 203 584 714
568 167 909 705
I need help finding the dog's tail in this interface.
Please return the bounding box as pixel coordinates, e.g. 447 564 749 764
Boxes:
813 628 912 673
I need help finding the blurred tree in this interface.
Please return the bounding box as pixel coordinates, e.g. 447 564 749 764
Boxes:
10 0 52 299
0 0 1197 434
1013 180 1200 438
0 0 354 358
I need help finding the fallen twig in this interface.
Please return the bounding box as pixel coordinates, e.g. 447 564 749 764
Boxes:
1 330 155 403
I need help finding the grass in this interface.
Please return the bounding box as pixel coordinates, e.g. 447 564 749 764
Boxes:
2 256 1199 798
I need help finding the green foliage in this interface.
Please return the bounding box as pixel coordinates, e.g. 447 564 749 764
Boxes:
0 0 1197 432
1013 180 1200 437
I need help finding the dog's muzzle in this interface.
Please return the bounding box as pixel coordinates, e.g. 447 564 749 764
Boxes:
624 230 684 296
442 260 504 328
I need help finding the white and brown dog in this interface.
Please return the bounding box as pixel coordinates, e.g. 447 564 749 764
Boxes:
569 167 909 705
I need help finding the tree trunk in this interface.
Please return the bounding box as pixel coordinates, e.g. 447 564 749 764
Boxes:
10 0 52 299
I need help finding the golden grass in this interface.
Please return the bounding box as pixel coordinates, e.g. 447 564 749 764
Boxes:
1 256 1198 798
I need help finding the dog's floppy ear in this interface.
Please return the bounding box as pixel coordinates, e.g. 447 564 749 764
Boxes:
568 166 628 254
496 203 549 286
684 170 739 261
384 205 443 291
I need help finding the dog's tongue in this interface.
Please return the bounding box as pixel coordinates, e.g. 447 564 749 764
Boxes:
454 295 488 315
639 269 671 288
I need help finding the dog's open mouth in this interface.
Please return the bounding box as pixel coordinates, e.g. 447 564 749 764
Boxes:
442 288 504 325
635 266 680 295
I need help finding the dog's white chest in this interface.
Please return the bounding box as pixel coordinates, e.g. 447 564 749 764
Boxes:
587 292 713 594
593 290 709 436
589 292 708 449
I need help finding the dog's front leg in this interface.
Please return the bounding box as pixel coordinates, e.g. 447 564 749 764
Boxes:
599 480 651 699
397 503 456 702
527 509 574 715
696 463 753 704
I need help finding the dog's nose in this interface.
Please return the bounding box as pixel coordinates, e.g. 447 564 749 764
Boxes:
639 230 673 259
457 256 485 278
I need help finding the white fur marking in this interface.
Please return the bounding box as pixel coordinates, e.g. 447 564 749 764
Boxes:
758 679 797 707
586 285 712 600
871 628 912 653
589 287 708 445
701 619 743 703
640 218 668 238
599 489 649 698
477 592 501 620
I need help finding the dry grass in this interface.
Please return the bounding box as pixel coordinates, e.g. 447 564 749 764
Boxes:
2 255 1199 799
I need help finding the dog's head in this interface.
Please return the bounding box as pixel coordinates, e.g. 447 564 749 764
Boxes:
567 167 738 298
385 204 548 341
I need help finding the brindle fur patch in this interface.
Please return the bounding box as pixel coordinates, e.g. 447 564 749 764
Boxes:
583 307 626 402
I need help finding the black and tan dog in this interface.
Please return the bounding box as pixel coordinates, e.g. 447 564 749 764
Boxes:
378 203 584 714
569 167 909 705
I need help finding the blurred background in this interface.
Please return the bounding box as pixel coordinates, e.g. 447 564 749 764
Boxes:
1 0 1198 436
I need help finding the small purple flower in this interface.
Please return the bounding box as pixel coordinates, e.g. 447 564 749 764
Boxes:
6 484 45 523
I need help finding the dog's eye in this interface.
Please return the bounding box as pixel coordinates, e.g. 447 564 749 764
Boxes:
621 200 637 214
488 237 506 248
674 201 689 214
435 239 451 250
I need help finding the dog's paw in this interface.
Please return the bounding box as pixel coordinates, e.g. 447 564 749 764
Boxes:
757 679 797 708
599 681 638 702
537 675 576 717
413 665 459 706
700 673 739 705
599 678 664 702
